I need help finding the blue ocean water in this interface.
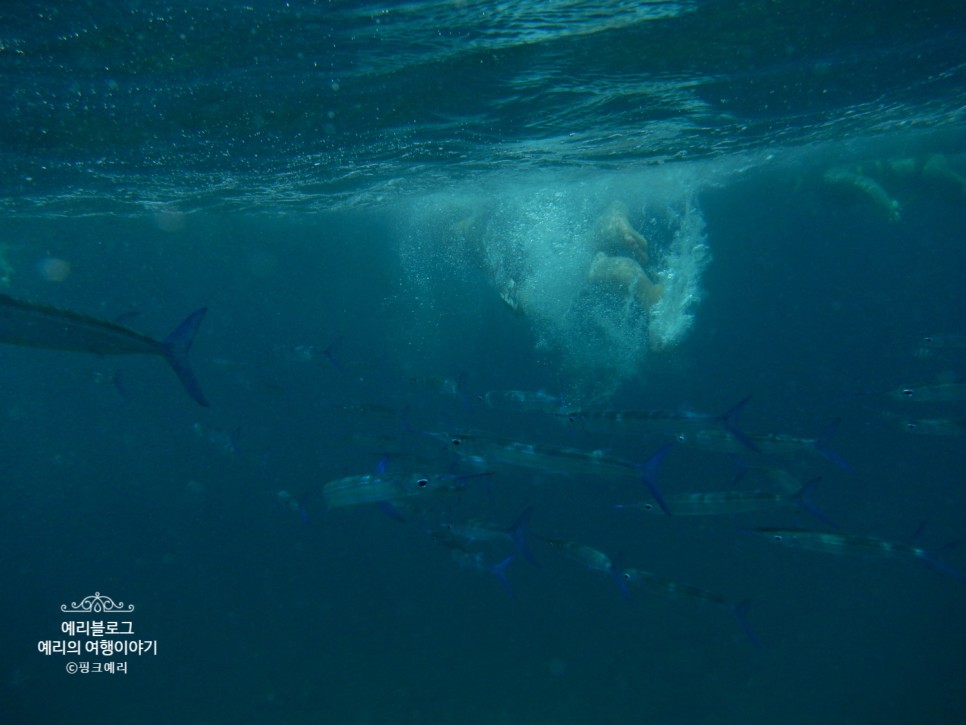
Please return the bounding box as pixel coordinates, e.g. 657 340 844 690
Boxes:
2 1 965 723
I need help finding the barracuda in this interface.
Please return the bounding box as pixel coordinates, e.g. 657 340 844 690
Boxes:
481 388 568 414
557 396 758 452
749 528 965 583
684 419 851 471
322 471 474 510
898 417 966 436
616 477 831 525
622 567 760 648
442 430 640 478
622 488 796 516
0 293 208 406
543 537 615 574
889 382 966 403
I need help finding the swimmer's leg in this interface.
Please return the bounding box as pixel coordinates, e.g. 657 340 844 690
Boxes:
822 167 901 222
598 201 650 265
588 253 663 311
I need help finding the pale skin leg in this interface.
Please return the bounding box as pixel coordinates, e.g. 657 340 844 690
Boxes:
587 252 663 310
821 166 901 222
590 202 663 310
596 201 651 266
820 153 966 222
495 202 663 316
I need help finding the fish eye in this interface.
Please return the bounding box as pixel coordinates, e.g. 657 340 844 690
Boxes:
644 503 654 511
451 438 461 447
416 478 429 488
902 388 915 398
904 422 918 431
922 336 934 344
772 534 783 542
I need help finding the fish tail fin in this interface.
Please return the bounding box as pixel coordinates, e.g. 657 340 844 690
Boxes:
641 443 674 515
925 541 966 584
376 501 407 523
813 418 853 471
733 599 762 649
374 455 392 474
798 477 837 528
720 396 759 452
908 523 966 583
489 555 516 595
508 506 540 568
727 455 754 486
161 308 209 407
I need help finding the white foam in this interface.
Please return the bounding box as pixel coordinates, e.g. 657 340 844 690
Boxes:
396 164 723 403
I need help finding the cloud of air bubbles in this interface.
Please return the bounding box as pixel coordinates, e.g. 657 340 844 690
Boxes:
395 170 712 404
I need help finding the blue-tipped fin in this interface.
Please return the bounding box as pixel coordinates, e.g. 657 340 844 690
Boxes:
924 541 966 584
813 418 853 471
719 396 759 453
641 444 674 516
374 455 391 475
376 501 407 523
161 308 209 407
508 506 540 568
489 555 516 595
796 477 837 528
908 522 965 583
733 599 762 649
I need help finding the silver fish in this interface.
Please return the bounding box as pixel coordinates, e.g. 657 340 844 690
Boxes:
482 389 568 414
542 537 614 574
559 397 757 452
622 567 760 647
913 334 966 358
427 428 641 478
322 471 471 510
898 417 966 436
622 567 729 607
889 382 966 403
684 419 851 471
752 528 922 557
445 550 515 593
0 293 208 406
435 520 511 547
433 507 539 567
616 477 826 521
541 536 634 599
749 529 965 583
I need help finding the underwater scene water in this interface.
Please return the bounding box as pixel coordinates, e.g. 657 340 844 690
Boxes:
2 1 965 723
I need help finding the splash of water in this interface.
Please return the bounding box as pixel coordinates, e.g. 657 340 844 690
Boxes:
397 170 712 403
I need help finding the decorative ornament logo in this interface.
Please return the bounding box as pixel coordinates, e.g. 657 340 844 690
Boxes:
60 592 135 614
